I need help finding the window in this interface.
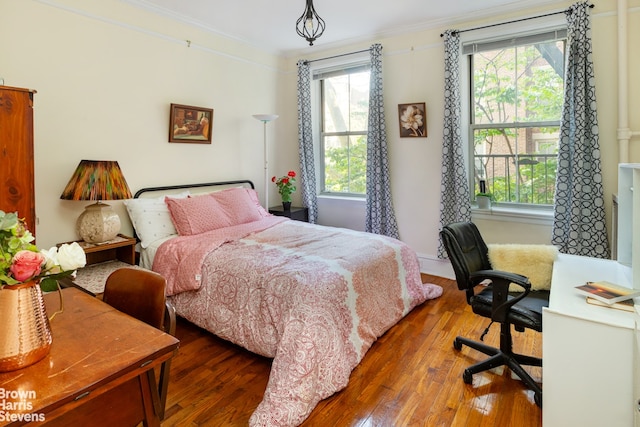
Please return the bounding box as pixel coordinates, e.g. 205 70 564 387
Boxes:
316 65 370 196
466 30 566 207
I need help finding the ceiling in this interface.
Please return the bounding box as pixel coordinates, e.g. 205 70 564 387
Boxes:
123 0 559 55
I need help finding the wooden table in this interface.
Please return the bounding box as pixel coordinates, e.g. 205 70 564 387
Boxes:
0 288 179 426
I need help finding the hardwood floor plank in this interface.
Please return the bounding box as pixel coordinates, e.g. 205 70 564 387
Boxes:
161 274 542 426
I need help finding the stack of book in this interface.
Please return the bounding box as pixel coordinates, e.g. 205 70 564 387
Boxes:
575 281 640 312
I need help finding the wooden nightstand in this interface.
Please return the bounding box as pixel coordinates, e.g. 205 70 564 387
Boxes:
269 206 309 222
70 234 137 266
58 234 139 295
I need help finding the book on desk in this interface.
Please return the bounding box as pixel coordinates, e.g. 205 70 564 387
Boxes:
586 296 635 312
575 280 640 306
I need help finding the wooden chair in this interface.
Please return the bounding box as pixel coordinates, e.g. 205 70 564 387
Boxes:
103 268 176 420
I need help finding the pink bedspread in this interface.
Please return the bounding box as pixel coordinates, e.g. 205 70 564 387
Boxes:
154 218 442 426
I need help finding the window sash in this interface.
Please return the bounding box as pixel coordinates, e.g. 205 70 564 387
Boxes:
312 63 370 80
468 30 565 207
318 66 370 197
462 28 567 55
471 120 561 131
320 133 367 196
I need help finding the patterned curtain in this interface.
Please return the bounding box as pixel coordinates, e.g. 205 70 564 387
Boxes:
365 44 399 239
551 2 609 258
438 30 471 259
296 60 318 224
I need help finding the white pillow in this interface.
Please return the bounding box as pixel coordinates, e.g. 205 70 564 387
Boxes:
124 191 189 248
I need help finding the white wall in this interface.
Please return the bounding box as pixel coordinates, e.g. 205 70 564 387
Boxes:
1 0 639 276
1 0 281 248
279 1 640 274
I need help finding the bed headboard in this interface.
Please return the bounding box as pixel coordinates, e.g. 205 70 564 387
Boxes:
133 179 255 199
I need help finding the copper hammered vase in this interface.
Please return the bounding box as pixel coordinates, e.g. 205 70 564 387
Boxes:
0 281 52 372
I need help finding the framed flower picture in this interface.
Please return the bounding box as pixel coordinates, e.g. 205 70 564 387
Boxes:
398 102 427 138
169 103 213 144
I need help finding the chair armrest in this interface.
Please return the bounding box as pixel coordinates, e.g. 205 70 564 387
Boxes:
164 300 177 336
470 269 532 323
470 269 531 291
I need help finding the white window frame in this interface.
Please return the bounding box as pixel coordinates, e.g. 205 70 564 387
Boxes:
310 53 371 200
459 17 567 225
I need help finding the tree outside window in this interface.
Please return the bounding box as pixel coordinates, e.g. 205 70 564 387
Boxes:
320 69 370 196
470 37 565 206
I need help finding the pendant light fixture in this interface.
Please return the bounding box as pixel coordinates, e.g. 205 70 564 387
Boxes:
296 0 325 46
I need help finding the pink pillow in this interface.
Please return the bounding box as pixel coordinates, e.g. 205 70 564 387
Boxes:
166 195 233 236
245 188 270 218
211 188 263 225
165 188 268 236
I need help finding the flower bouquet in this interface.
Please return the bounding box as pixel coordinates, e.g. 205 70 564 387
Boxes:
0 211 86 292
272 170 297 203
0 211 87 371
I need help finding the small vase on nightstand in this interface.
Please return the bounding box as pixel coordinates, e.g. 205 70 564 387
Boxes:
282 201 292 211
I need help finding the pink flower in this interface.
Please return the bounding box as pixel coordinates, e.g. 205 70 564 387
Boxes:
10 250 45 282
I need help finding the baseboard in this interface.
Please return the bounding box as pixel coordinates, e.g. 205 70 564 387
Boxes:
417 253 454 280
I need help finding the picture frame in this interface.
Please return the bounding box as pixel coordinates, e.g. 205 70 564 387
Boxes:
398 102 427 138
169 103 214 144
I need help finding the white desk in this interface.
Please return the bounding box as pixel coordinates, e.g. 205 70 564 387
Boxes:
543 253 635 426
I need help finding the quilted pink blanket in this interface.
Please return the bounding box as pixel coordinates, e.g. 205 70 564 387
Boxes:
154 219 442 426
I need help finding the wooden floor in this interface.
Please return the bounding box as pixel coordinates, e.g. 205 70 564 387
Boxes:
161 275 542 426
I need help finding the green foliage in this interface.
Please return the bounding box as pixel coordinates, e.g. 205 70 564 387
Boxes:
321 71 370 196
472 40 564 206
0 211 38 285
485 157 557 205
0 210 86 288
324 135 367 194
273 171 297 203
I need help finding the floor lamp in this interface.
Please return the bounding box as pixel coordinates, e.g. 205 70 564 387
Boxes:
252 114 279 209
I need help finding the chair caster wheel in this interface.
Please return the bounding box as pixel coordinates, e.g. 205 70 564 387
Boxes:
534 392 542 407
453 339 462 351
462 369 473 384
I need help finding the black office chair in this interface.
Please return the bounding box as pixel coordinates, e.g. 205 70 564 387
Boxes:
440 222 548 407
103 268 177 420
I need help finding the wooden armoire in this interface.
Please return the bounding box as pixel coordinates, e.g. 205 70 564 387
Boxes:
0 86 36 232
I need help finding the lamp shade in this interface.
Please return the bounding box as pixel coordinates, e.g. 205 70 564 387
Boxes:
252 114 279 122
60 160 132 201
60 160 131 244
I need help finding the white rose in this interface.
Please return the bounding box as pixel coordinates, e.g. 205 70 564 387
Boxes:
56 242 87 271
40 247 62 274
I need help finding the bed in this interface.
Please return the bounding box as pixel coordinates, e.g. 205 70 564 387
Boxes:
125 180 443 427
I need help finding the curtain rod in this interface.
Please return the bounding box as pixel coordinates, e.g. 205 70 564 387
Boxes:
440 3 594 37
302 48 370 65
